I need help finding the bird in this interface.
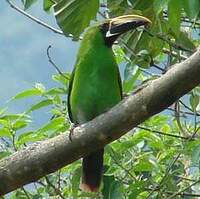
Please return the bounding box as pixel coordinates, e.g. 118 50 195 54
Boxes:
68 15 151 192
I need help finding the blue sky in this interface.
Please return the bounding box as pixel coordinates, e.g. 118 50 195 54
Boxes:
0 0 124 132
0 1 79 126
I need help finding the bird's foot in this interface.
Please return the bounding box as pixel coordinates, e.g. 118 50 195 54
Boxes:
69 123 78 142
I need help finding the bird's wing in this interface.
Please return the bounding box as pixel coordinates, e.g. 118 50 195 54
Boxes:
67 65 122 122
67 67 76 123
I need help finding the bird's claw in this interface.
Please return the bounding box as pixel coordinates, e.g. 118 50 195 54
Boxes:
69 123 77 142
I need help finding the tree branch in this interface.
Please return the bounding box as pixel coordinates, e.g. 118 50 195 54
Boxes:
0 48 200 195
5 0 64 36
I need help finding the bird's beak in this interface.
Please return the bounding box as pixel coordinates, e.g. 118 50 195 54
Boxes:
106 15 151 37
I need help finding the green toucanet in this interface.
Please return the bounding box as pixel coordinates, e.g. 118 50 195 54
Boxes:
68 15 151 192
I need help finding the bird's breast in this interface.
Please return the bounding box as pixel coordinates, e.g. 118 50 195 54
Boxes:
70 53 121 123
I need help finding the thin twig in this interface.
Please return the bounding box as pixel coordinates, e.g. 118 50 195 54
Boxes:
45 176 65 199
137 126 191 140
37 180 46 187
11 130 17 151
7 0 196 57
167 107 200 117
98 10 166 72
57 170 61 191
21 187 31 199
109 147 137 181
46 45 69 80
5 0 64 36
175 175 197 182
146 187 200 197
146 153 181 198
168 178 200 199
143 28 195 53
33 183 41 196
147 102 200 198
179 100 200 116
163 11 200 26
174 101 187 136
7 0 189 75
119 38 165 72
114 177 200 198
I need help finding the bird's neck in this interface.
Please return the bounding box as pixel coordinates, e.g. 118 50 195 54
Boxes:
77 28 115 63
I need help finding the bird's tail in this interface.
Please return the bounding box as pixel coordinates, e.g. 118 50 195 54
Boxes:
80 149 104 192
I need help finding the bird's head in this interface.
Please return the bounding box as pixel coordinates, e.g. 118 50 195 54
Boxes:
99 15 151 47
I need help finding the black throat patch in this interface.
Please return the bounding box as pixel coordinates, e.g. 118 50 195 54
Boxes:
99 24 119 48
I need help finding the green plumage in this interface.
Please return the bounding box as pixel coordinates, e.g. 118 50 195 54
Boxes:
68 14 151 192
68 26 122 123
68 25 122 191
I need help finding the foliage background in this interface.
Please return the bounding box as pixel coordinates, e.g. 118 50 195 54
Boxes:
0 0 200 198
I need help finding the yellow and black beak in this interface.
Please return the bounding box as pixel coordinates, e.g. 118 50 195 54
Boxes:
105 15 151 37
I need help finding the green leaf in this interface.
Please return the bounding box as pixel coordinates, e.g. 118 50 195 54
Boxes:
135 50 151 68
109 181 124 199
128 181 145 199
53 95 61 105
161 124 171 134
24 0 37 10
112 131 148 153
0 128 12 138
123 64 140 93
147 18 167 56
134 159 153 172
147 134 163 150
106 145 122 161
182 0 200 19
103 176 123 199
71 167 81 197
131 0 154 11
168 0 181 35
0 114 30 121
43 0 55 11
0 151 11 159
144 114 169 127
26 99 53 113
54 0 99 39
50 108 62 116
52 73 70 86
12 119 31 131
113 46 126 64
0 107 8 116
108 0 129 16
45 88 66 96
122 17 166 64
38 117 65 134
0 119 9 127
122 30 143 58
11 88 43 101
14 190 28 199
17 131 34 142
17 131 44 145
191 145 200 168
190 93 199 111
